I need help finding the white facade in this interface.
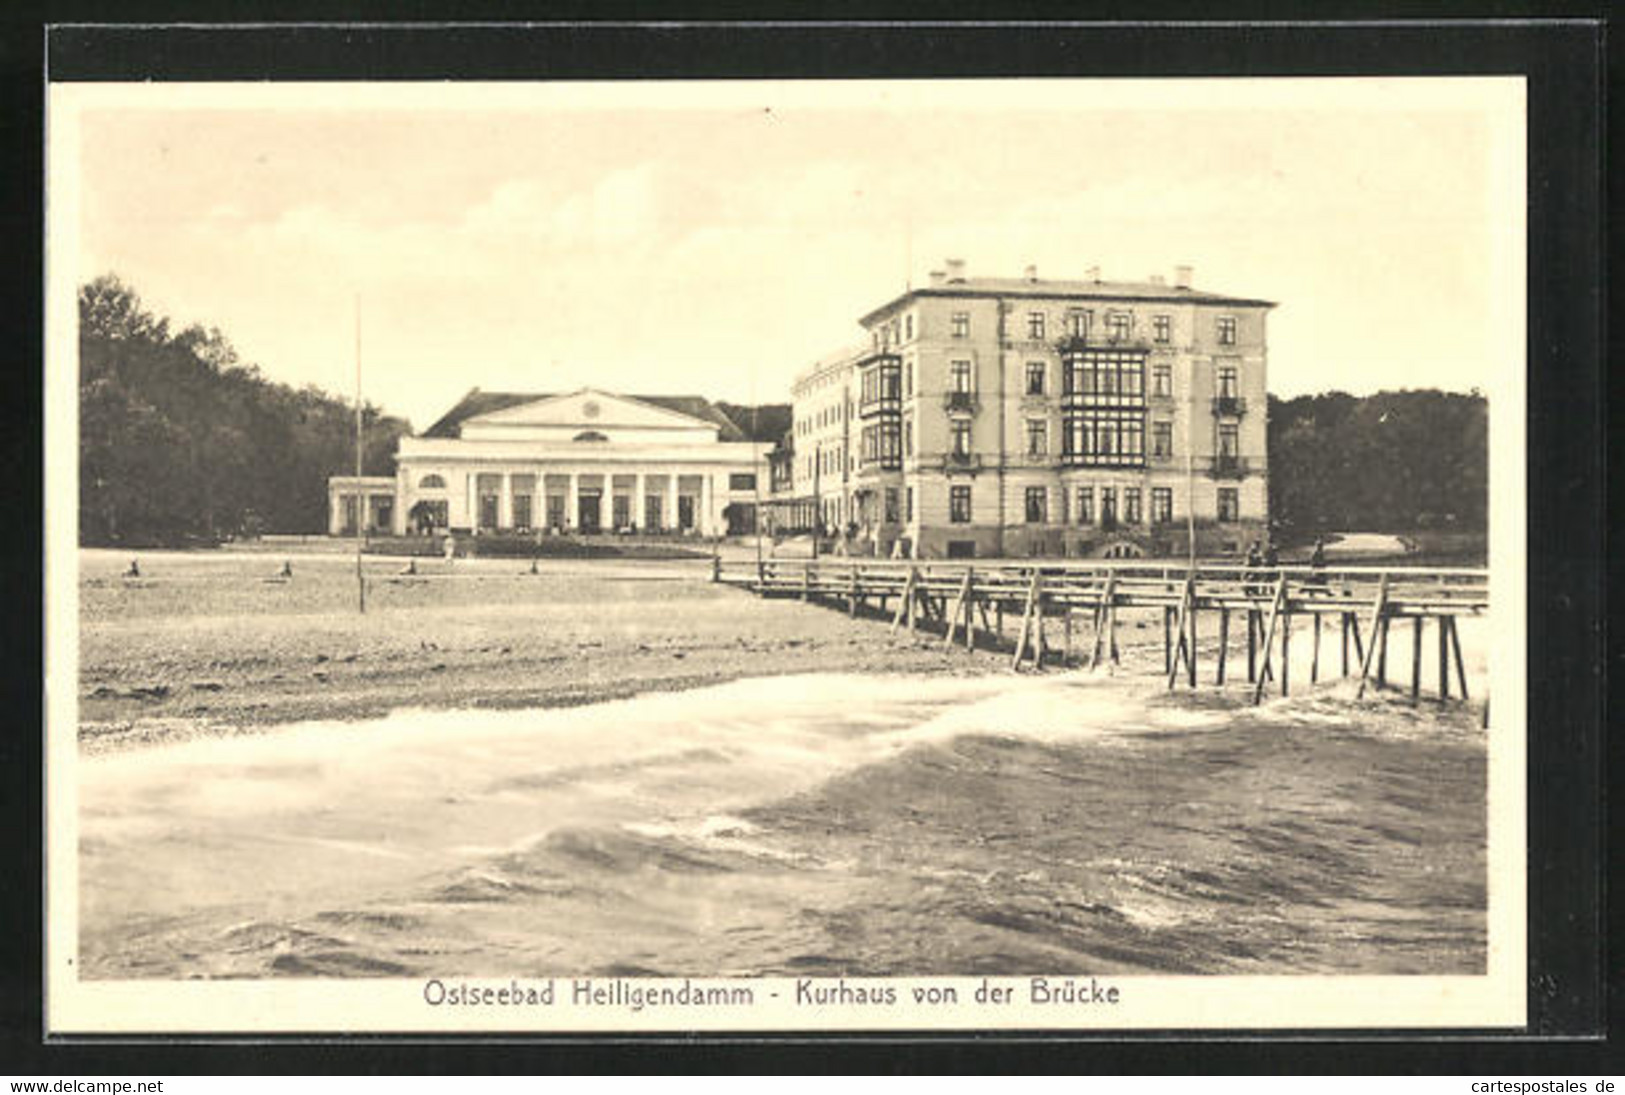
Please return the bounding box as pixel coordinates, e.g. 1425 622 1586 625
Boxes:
336 388 766 538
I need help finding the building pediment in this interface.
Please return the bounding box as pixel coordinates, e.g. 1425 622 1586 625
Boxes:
469 389 718 435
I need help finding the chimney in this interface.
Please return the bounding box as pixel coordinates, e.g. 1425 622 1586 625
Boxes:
1174 264 1194 289
928 268 946 287
1023 263 1038 282
944 258 966 283
1086 265 1101 283
1148 273 1166 286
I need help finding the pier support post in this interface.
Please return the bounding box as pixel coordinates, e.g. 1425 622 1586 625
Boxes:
1217 606 1230 685
1188 599 1199 687
944 570 972 651
1439 613 1450 699
1312 612 1321 684
1247 609 1258 683
849 563 859 617
1281 605 1292 697
1411 615 1424 705
1340 613 1350 677
1251 576 1287 705
1356 574 1390 699
1450 616 1470 699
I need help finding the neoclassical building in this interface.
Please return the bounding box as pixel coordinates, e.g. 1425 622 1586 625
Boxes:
328 388 765 538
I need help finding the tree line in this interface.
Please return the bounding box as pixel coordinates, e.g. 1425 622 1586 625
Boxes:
1267 389 1488 536
79 275 411 546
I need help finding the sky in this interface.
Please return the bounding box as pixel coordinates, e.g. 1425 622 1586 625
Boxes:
63 80 1521 430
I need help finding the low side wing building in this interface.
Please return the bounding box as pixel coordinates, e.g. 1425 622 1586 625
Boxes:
328 388 766 538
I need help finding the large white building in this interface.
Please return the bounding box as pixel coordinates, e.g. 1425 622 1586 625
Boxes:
328 388 766 538
782 260 1275 559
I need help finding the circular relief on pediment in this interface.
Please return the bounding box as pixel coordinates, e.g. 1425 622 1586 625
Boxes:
583 400 601 419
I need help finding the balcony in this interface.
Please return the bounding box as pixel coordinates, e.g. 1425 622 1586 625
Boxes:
1209 454 1250 479
943 391 980 414
1211 395 1248 417
944 450 983 473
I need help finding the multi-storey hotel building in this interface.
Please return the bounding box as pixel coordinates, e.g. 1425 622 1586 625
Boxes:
788 260 1274 559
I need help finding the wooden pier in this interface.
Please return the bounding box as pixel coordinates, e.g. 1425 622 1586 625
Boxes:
714 558 1488 705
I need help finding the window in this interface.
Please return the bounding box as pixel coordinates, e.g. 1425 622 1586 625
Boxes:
1026 419 1048 457
1076 487 1094 525
1217 487 1239 522
951 419 973 456
1124 488 1142 524
950 360 974 393
1151 488 1172 524
1027 312 1046 340
884 487 899 523
905 360 913 396
1218 316 1237 345
1151 362 1172 397
1067 310 1091 339
1153 314 1171 343
1025 487 1047 524
1152 421 1173 458
905 314 913 341
905 487 914 523
1100 487 1118 526
860 421 901 468
903 415 913 456
951 312 970 338
1218 364 1239 398
1218 423 1240 458
1026 361 1046 395
572 430 609 442
418 473 447 489
729 473 757 491
1107 312 1132 341
512 495 532 530
950 485 972 523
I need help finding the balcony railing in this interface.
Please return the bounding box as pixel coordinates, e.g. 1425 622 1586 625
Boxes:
943 391 980 414
1209 454 1250 478
1211 395 1248 416
944 450 983 472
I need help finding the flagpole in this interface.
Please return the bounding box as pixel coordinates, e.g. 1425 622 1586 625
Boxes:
354 293 366 615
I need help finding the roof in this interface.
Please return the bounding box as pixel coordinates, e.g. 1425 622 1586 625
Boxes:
858 276 1277 326
421 388 749 442
792 340 870 388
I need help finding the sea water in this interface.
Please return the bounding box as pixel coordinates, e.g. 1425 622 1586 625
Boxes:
77 667 1486 979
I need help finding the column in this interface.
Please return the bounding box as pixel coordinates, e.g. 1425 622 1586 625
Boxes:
700 471 713 536
668 472 679 531
498 472 511 530
465 473 475 528
635 472 646 531
567 472 579 531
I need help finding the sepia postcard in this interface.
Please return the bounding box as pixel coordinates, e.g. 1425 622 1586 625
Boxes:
44 74 1528 1034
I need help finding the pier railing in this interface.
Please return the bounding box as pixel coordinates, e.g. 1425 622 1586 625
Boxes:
714 557 1488 707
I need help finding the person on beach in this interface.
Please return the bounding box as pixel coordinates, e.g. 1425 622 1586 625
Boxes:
443 533 457 567
123 558 140 579
278 560 293 579
1244 541 1262 596
1305 536 1329 594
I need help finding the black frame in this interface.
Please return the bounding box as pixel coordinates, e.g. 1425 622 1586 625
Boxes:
10 13 1608 1078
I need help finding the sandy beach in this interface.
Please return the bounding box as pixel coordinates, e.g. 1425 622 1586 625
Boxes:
76 548 1030 750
